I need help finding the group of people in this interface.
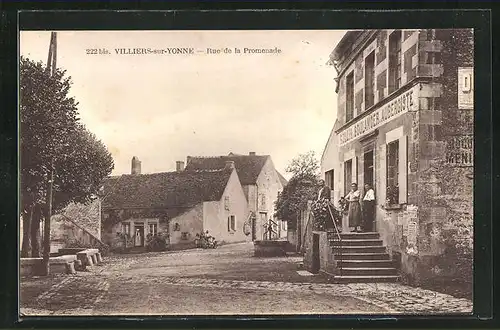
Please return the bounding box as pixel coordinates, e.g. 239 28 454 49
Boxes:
318 180 376 233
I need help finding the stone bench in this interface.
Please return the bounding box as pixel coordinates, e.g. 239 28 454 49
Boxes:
20 256 77 276
76 248 102 267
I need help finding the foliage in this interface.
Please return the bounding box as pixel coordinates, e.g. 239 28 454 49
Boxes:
20 56 114 257
285 150 320 178
312 199 342 231
195 230 218 249
145 232 169 252
274 151 320 224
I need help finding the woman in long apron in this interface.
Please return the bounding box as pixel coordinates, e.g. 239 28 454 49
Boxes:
346 183 362 232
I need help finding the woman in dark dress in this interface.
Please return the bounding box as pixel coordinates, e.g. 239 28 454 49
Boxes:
362 183 376 232
346 183 362 232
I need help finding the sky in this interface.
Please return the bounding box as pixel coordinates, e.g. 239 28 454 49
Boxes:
20 30 345 178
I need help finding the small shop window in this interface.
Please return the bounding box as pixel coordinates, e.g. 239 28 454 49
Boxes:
149 223 158 236
122 223 131 236
386 140 400 205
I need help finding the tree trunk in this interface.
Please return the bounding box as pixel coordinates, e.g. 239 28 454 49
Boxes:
20 206 33 258
30 204 41 257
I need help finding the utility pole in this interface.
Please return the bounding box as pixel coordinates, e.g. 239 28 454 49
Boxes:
41 31 57 276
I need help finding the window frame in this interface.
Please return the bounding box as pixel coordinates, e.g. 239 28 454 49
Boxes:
364 51 376 110
386 139 400 205
345 71 355 122
388 30 402 94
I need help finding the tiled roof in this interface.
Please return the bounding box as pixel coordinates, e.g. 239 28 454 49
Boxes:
185 155 269 185
101 169 232 210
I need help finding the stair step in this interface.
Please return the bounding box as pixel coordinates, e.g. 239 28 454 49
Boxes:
336 253 391 260
340 267 398 276
338 259 395 268
333 245 387 254
336 232 380 240
330 239 383 246
331 275 400 283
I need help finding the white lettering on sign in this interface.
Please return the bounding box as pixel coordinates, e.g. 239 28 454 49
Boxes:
458 67 473 109
446 135 473 166
338 85 419 146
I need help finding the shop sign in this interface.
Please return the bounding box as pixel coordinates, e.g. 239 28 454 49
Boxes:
446 135 473 166
338 84 419 146
458 67 473 109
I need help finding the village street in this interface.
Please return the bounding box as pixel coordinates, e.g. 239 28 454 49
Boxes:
20 242 472 316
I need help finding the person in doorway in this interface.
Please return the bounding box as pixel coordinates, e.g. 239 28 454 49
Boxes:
317 179 331 202
345 183 362 232
362 183 376 232
267 221 276 240
135 228 142 246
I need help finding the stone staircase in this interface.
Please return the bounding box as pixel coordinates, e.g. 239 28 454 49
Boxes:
327 231 400 283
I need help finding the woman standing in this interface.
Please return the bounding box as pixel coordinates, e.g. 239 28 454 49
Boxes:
362 183 376 232
346 183 362 232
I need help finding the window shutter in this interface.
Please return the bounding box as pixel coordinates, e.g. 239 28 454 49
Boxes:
398 135 408 204
379 144 387 203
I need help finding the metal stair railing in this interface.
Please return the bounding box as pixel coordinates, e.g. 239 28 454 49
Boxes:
326 202 342 277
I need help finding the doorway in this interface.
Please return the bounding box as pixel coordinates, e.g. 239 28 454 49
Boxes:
363 149 374 188
134 223 145 247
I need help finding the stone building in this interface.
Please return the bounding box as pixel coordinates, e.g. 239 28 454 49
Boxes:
321 29 473 285
101 157 250 251
185 152 287 241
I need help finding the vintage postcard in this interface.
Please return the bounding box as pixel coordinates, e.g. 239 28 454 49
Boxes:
19 28 473 316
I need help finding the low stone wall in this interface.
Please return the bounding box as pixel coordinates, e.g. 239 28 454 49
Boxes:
21 256 77 276
253 240 288 257
303 230 337 275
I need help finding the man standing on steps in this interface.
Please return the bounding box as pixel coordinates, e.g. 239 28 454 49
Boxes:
317 179 331 202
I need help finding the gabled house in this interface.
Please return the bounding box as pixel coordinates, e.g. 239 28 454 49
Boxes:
184 152 287 240
100 158 250 251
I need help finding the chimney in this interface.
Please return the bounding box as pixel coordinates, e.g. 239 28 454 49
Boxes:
249 152 256 156
131 156 141 175
176 161 185 172
225 160 235 171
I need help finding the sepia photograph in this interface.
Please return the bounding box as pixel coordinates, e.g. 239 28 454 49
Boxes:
19 27 474 316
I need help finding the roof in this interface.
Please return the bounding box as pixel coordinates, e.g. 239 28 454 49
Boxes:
185 155 269 185
277 171 288 187
101 169 232 210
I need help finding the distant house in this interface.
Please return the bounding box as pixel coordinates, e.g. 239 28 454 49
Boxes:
101 157 250 251
184 152 287 240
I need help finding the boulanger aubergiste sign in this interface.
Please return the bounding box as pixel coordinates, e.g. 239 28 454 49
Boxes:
338 85 419 146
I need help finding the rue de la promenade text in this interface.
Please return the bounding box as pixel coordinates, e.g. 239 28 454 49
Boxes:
86 47 282 55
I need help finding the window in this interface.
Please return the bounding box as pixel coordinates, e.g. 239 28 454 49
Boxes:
149 223 158 236
181 232 189 240
228 215 236 232
122 223 131 236
173 223 180 231
364 51 375 109
259 194 267 210
426 52 442 65
344 159 352 196
386 140 400 204
325 170 334 191
345 71 355 122
389 30 402 94
224 196 230 210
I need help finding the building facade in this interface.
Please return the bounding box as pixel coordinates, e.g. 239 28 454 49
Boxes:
185 152 287 241
101 158 250 251
322 29 474 284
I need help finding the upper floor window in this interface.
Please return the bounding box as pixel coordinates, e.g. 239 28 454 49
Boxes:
364 51 375 109
345 71 355 122
389 30 402 94
386 140 399 205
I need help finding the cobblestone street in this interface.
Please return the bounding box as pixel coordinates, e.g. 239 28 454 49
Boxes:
20 242 473 316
